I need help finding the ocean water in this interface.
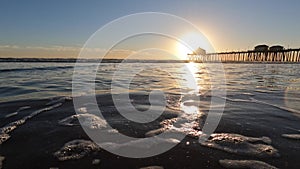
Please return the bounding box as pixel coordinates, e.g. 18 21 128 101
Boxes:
1 62 299 102
0 62 300 169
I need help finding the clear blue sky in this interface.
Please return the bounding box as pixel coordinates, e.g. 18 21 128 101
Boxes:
1 0 300 58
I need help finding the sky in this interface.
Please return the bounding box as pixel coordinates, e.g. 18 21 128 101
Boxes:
1 0 300 59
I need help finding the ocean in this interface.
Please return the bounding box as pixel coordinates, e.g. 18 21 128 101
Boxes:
0 61 299 169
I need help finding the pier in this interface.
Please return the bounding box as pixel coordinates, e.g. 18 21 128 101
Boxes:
188 45 300 63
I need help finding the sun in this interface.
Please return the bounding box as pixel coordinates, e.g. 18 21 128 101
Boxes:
175 42 193 60
174 32 211 60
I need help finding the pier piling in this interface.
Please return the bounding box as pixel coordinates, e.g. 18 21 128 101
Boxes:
188 48 300 63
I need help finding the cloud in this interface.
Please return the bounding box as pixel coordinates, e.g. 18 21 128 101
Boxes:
0 45 20 49
0 45 136 59
0 44 179 60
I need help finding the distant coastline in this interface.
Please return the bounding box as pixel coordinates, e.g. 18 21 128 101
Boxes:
0 57 299 64
0 57 188 63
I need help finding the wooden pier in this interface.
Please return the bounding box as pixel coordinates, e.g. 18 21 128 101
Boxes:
187 48 300 63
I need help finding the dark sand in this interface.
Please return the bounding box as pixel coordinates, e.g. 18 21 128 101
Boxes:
0 94 299 169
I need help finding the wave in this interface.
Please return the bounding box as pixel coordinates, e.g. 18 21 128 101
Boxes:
222 96 300 115
0 66 74 73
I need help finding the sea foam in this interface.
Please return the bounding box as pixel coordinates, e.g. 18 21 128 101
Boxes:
281 134 300 140
0 103 62 144
219 159 278 169
58 114 107 130
5 106 31 118
140 166 164 169
201 133 279 158
54 139 100 161
100 137 180 150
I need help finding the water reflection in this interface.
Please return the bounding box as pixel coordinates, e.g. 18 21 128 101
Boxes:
285 78 300 113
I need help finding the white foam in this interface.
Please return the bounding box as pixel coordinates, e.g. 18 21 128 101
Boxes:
0 125 17 134
242 92 255 96
146 128 166 137
0 103 62 144
140 166 164 169
201 133 279 158
100 137 180 150
5 106 31 118
27 103 62 119
107 129 119 134
92 159 101 165
77 107 88 113
59 114 107 130
219 159 278 169
17 106 31 111
281 134 300 140
146 111 204 139
170 124 203 139
54 139 100 161
0 134 10 145
4 112 18 118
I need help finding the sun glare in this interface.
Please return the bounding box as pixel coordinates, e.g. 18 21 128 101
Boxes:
174 32 211 60
175 42 193 60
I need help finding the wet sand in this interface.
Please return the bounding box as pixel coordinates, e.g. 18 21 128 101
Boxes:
0 94 300 169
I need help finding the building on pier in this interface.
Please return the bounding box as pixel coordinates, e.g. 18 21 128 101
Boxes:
187 47 206 61
187 44 300 63
254 44 269 52
269 45 284 51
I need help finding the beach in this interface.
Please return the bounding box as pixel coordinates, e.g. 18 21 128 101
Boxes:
0 62 300 169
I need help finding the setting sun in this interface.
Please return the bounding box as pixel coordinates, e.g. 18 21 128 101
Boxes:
175 42 193 60
173 31 214 60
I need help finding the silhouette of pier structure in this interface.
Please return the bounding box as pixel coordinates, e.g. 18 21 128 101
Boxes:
187 45 300 63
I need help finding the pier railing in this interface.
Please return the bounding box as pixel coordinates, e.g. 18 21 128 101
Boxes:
187 48 300 63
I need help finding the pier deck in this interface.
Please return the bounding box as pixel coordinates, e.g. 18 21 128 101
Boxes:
188 48 300 63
